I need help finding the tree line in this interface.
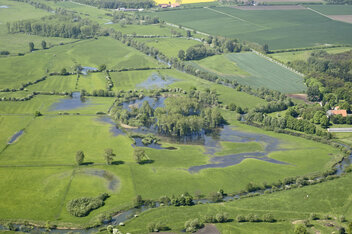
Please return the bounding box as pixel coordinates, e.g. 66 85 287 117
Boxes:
73 0 154 9
7 14 100 39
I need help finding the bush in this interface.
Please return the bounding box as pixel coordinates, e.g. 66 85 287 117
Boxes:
184 218 203 233
66 193 109 217
263 213 275 222
147 222 168 232
236 215 246 222
215 212 228 223
310 213 319 220
247 213 261 222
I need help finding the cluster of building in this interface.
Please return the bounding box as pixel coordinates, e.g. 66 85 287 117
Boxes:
158 3 181 8
115 8 144 12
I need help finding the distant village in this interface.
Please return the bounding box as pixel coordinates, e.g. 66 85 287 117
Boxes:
115 2 181 11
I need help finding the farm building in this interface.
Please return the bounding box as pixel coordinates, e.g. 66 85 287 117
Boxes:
327 109 348 117
158 4 170 8
171 3 180 7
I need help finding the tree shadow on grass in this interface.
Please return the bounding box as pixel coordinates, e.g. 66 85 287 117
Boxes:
138 159 154 165
111 160 124 165
81 162 94 166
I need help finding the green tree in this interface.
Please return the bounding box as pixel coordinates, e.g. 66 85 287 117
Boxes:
76 151 85 165
178 49 185 60
263 43 269 54
294 224 309 234
320 115 330 129
134 148 147 164
104 148 115 165
34 111 42 117
29 42 34 52
186 30 191 37
98 64 106 71
61 68 68 75
41 40 47 49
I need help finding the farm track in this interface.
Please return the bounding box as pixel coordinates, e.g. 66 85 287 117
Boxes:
203 7 268 29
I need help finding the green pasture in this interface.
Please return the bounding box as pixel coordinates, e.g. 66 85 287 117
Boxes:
27 75 77 93
0 116 33 149
105 23 186 37
149 6 352 49
0 37 162 89
191 52 306 93
135 37 202 58
0 0 49 23
270 46 352 64
110 70 155 90
118 173 352 234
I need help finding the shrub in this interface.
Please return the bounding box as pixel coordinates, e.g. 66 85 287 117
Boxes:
184 218 203 233
215 213 228 223
236 215 246 222
147 222 168 232
66 193 109 217
247 213 261 222
310 213 319 220
263 213 275 223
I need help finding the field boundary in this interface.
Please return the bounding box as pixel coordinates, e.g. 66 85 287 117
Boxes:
252 49 305 77
203 7 267 29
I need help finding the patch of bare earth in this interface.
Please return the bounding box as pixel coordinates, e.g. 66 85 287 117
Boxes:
195 224 220 234
287 94 313 104
328 15 352 24
234 5 306 10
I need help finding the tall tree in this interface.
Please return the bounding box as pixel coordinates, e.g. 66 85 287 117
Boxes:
76 151 85 165
41 40 47 49
104 148 115 165
29 42 34 52
178 50 185 60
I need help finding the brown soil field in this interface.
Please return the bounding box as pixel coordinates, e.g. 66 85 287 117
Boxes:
328 15 352 24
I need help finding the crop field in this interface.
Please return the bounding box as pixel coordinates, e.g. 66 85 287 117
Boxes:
150 6 352 49
117 172 352 233
191 52 306 93
307 4 352 15
270 46 352 64
154 0 216 4
106 23 186 37
135 37 202 58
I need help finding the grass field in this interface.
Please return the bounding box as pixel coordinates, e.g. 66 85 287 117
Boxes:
149 6 352 49
270 46 352 64
307 4 352 15
117 173 352 233
0 37 162 89
191 52 306 93
154 0 216 4
135 37 202 58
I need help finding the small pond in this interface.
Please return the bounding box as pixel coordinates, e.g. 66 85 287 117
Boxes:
122 96 165 111
98 116 125 136
50 92 98 111
136 73 177 89
0 5 9 8
81 66 98 75
8 130 24 144
82 169 119 191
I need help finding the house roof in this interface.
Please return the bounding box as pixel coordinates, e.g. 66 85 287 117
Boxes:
330 110 348 117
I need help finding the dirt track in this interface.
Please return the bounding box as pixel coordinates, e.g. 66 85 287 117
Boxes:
328 15 352 24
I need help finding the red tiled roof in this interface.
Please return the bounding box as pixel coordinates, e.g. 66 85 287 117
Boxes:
331 110 347 117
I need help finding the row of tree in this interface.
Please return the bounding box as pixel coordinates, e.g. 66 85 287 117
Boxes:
7 15 100 39
73 0 154 9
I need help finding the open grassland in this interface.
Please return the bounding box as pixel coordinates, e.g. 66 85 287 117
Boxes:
117 173 352 234
136 37 202 58
150 6 352 49
110 70 155 90
0 37 162 89
0 116 33 149
105 23 186 37
191 52 306 93
270 47 352 64
0 95 114 114
0 108 344 225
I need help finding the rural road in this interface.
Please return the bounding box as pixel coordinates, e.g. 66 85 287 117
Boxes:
328 128 352 132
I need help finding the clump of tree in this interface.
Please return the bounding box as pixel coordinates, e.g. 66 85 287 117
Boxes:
204 213 229 223
76 150 85 165
147 222 169 232
8 14 100 39
171 192 194 206
184 218 204 233
182 44 215 60
112 12 159 25
66 193 109 217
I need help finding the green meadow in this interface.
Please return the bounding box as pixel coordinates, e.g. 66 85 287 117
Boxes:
270 46 352 64
136 37 202 58
0 0 350 232
117 173 352 233
150 6 352 49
